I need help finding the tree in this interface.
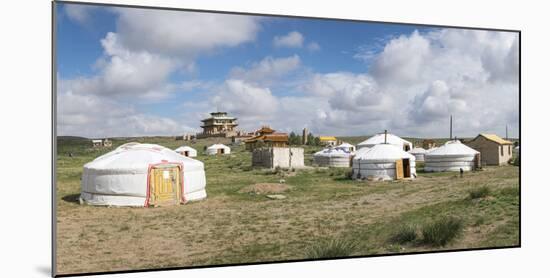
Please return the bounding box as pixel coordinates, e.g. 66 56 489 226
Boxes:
289 131 302 145
306 133 317 146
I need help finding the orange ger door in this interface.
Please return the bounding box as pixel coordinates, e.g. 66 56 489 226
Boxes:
149 165 181 206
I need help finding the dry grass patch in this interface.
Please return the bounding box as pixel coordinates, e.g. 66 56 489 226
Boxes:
238 183 291 195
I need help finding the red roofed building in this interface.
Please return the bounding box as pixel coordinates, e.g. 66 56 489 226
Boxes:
245 126 289 150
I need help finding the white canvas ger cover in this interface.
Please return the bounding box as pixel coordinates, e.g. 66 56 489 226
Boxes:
337 142 356 152
409 147 427 161
175 146 198 157
80 143 207 206
357 133 413 150
313 147 353 167
206 144 231 155
424 140 479 172
353 144 416 181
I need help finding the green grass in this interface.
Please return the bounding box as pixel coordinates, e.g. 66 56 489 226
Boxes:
55 136 520 274
421 216 464 247
304 238 358 259
389 224 418 244
468 186 491 199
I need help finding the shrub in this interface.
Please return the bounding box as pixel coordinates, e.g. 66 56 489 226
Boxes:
304 238 358 259
421 216 463 246
468 186 490 199
389 224 418 244
345 170 354 180
511 154 520 166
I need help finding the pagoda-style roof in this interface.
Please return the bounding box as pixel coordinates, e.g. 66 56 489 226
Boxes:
245 133 289 143
255 126 275 135
200 112 237 122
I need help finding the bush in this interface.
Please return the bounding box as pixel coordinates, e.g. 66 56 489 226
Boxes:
389 224 418 244
421 216 463 246
304 238 358 259
510 154 520 166
345 170 354 180
468 186 490 199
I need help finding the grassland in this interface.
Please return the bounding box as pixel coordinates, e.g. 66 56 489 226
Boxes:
55 136 519 275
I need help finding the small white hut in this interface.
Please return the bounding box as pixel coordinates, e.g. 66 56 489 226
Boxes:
175 146 198 157
206 144 231 155
424 140 480 172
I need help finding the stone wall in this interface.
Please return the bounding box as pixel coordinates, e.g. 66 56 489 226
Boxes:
252 147 304 168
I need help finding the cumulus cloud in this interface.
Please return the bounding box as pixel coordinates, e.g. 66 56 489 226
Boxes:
59 6 519 139
115 8 260 58
58 7 263 137
64 4 100 25
63 9 262 100
64 32 177 100
57 88 196 138
212 79 279 124
229 55 301 86
290 29 518 137
307 42 321 51
273 31 304 48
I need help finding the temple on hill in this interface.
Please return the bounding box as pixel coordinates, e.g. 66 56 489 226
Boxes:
197 112 238 138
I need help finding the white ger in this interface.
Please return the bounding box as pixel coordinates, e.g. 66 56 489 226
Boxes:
352 143 416 181
80 143 207 207
408 147 428 162
174 146 198 157
357 133 413 151
313 147 354 167
206 144 231 155
424 140 480 172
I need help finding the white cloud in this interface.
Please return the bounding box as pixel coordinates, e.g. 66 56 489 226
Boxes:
64 32 178 100
64 4 99 25
58 8 263 137
307 42 321 51
273 31 304 48
57 88 196 138
229 55 301 86
115 8 260 58
370 30 431 86
213 79 279 124
282 29 519 137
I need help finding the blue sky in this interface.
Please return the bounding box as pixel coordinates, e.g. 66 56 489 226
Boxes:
56 3 519 139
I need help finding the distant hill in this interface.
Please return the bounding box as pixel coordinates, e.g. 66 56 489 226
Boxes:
57 136 89 141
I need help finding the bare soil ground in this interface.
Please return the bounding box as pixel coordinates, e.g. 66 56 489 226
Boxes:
55 137 519 275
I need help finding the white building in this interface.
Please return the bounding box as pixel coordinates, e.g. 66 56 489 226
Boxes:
252 147 305 169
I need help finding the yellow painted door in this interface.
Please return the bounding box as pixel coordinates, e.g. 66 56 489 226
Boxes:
149 166 181 206
395 159 404 180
